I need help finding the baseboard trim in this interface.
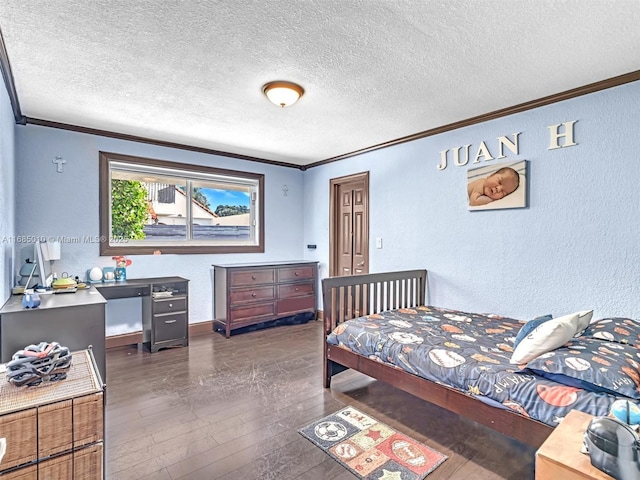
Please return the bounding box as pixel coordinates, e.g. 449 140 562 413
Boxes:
106 332 143 349
105 321 215 349
189 320 214 336
105 316 321 349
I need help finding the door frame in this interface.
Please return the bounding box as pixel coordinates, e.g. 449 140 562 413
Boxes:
329 171 370 277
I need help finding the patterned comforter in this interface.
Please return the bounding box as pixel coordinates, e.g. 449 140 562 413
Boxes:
326 305 628 427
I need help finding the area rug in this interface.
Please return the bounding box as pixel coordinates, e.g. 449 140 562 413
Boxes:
299 406 447 479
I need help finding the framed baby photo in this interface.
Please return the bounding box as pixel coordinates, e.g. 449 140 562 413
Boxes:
467 160 528 211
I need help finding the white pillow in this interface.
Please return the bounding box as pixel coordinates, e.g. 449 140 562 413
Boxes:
575 310 594 333
510 312 581 364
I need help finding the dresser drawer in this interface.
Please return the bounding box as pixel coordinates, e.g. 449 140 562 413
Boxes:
278 282 314 299
230 269 275 286
278 266 315 282
229 302 276 324
277 295 316 315
153 296 187 314
0 464 37 479
0 408 37 470
153 313 188 342
38 400 73 458
230 286 275 304
37 442 103 480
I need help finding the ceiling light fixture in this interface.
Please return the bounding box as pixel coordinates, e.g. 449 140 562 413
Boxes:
262 81 304 108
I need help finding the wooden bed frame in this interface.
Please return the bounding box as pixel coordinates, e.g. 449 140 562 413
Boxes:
322 269 553 448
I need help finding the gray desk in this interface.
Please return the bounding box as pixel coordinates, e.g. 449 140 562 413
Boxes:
96 276 189 353
0 288 107 380
0 276 189 383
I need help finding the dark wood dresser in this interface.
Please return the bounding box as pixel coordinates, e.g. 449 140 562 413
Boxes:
213 261 318 337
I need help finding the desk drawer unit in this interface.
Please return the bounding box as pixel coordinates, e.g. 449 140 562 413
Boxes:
98 285 146 300
153 312 188 343
213 261 318 337
142 279 190 353
153 296 187 315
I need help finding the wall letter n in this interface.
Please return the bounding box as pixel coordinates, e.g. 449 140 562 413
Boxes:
548 120 577 150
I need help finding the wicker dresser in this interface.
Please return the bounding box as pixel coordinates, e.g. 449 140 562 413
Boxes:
0 349 104 479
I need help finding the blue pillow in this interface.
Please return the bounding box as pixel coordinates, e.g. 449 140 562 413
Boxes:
513 314 553 349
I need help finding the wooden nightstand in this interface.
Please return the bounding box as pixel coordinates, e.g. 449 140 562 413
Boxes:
536 409 614 480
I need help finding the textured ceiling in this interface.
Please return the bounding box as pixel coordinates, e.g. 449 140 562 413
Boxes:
1 1 640 167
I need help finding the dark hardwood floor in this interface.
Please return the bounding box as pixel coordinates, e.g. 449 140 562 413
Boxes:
105 321 537 479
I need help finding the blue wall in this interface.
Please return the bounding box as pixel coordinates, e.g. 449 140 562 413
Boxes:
13 126 307 325
303 80 640 320
5 79 640 325
0 80 16 302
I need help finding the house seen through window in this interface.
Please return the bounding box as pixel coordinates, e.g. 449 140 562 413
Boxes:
100 152 264 255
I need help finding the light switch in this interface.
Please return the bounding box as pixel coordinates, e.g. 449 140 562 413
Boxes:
376 237 383 249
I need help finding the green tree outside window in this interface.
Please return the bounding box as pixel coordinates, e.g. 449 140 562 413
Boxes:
111 180 148 239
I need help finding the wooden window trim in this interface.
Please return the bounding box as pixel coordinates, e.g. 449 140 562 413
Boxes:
99 151 265 255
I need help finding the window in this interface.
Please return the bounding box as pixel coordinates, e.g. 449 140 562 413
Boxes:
99 152 264 255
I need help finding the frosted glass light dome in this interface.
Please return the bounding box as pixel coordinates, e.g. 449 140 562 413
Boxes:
263 81 304 108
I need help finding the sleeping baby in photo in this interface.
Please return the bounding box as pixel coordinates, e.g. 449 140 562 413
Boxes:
467 166 520 206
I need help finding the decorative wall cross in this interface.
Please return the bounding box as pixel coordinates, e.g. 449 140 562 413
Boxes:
53 156 66 173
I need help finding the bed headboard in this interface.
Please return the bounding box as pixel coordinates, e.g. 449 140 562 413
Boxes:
322 269 427 334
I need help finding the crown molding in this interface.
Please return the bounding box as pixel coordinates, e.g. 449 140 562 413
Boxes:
24 117 306 170
3 31 638 172
306 70 640 169
0 26 25 124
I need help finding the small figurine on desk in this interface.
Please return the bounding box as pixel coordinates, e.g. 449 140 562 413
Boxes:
102 266 116 283
22 290 41 308
112 255 132 282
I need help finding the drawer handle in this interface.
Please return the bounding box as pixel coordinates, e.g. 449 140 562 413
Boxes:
168 303 173 308
295 288 299 291
165 319 177 324
252 275 256 280
252 293 256 297
294 272 299 276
